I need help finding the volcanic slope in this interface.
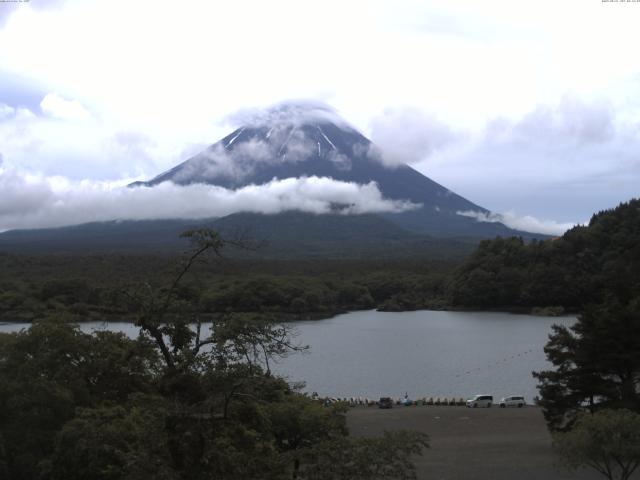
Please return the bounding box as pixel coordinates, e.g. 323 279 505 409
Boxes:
0 103 540 256
132 103 531 238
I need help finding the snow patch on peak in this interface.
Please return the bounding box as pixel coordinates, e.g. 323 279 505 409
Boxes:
226 99 356 132
317 126 337 150
225 127 245 149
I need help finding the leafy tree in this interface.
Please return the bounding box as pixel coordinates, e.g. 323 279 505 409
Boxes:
299 430 429 480
0 318 159 480
553 409 640 480
267 394 348 477
45 395 177 480
533 298 640 430
0 229 431 479
448 199 640 311
122 229 230 371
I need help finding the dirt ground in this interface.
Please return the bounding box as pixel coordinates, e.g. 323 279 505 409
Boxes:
347 405 631 480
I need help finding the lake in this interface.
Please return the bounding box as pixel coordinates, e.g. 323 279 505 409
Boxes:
0 309 574 403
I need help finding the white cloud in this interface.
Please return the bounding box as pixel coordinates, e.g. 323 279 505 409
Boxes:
457 210 579 236
168 131 318 185
418 96 640 222
225 101 353 131
0 108 174 180
0 103 34 122
489 95 616 146
4 0 639 139
40 93 90 120
0 167 420 231
0 0 66 27
0 0 639 227
369 108 458 167
107 131 157 171
0 103 15 119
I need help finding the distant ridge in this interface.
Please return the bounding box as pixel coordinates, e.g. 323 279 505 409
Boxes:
0 213 478 259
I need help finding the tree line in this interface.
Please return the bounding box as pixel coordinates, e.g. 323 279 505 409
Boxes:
3 200 639 323
0 254 451 323
448 199 640 311
0 230 429 480
1 199 640 478
526 200 640 480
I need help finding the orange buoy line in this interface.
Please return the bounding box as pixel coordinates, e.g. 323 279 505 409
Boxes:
453 348 535 378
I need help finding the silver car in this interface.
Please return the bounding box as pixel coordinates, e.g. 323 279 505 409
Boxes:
499 396 526 408
466 394 493 408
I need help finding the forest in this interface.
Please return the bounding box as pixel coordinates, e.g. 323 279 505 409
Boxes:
0 230 430 479
0 254 452 323
448 199 640 311
1 200 640 479
2 199 639 322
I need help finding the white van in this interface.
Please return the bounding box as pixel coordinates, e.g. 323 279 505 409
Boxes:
466 394 493 408
499 396 525 408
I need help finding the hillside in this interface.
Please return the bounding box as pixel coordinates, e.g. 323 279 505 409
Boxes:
131 102 537 239
447 198 640 310
0 212 477 258
0 102 544 256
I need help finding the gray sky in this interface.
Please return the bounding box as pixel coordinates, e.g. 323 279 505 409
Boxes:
1 0 639 233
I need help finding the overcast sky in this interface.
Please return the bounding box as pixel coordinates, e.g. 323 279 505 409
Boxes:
1 0 639 233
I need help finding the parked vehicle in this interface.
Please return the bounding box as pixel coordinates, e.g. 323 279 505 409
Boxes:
378 397 393 409
466 394 493 408
500 396 525 408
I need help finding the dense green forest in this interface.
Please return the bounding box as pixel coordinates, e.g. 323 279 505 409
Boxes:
2 201 640 478
448 199 640 311
1 199 639 322
0 320 428 480
525 202 640 480
0 255 452 323
0 230 429 479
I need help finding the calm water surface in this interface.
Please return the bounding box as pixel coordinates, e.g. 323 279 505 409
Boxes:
0 310 574 402
274 310 574 402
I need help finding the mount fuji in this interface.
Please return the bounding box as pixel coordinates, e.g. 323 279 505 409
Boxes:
131 101 527 238
0 102 540 256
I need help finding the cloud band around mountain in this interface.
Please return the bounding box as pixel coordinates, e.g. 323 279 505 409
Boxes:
456 209 579 236
0 168 421 231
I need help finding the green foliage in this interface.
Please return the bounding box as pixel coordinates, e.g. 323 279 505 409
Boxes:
46 396 177 480
448 199 640 310
534 298 640 431
268 394 348 452
0 229 429 480
201 276 380 316
0 319 159 480
553 409 640 480
0 253 453 322
299 430 429 480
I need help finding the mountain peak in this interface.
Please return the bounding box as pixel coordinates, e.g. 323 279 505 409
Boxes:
228 100 355 131
130 102 539 238
140 100 374 188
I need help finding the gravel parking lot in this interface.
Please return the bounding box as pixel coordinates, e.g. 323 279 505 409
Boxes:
347 406 622 480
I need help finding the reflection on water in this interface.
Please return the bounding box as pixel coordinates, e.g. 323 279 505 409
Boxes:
0 309 574 402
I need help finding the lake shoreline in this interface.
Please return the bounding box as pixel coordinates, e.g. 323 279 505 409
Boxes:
1 310 576 402
0 304 576 326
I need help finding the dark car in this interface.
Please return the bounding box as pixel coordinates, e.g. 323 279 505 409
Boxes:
378 397 393 409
